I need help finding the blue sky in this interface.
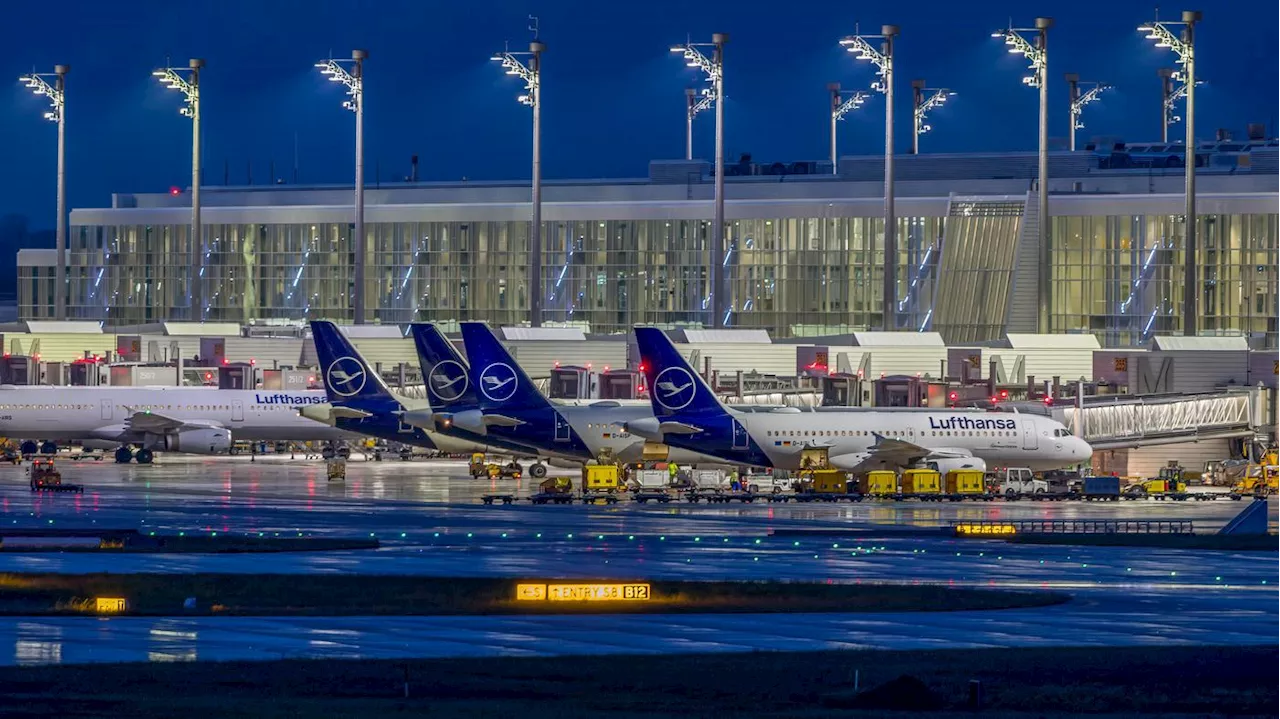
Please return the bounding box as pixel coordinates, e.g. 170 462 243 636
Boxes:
1 0 1275 226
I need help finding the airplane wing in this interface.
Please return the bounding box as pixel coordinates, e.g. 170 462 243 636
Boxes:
829 434 973 473
122 408 221 434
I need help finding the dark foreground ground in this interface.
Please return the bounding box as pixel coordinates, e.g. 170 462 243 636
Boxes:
0 573 1066 616
0 645 1273 718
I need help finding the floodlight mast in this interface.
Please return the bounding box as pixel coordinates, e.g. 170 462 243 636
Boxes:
685 87 714 160
1140 10 1202 336
1066 73 1111 151
671 34 728 327
492 33 545 327
314 51 367 323
840 24 898 329
18 65 69 319
911 80 953 154
828 83 869 174
153 59 205 320
992 18 1052 331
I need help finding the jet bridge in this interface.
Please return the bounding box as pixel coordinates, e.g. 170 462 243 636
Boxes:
1061 388 1266 450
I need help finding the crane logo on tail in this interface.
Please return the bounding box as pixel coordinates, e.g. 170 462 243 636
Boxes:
653 367 697 411
325 357 367 397
478 362 519 402
428 360 469 402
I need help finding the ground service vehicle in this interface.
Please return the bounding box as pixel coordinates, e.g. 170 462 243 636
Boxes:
994 467 1048 497
902 468 942 499
1082 476 1122 501
530 477 574 504
29 459 82 493
945 469 986 499
861 470 898 496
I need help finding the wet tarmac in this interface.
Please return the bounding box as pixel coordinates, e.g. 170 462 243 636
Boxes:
0 455 1275 665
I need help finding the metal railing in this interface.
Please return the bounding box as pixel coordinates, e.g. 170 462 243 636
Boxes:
952 519 1194 535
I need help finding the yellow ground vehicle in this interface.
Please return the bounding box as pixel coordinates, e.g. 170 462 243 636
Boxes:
326 459 347 482
945 469 986 497
582 464 622 492
810 469 849 494
530 477 574 504
902 468 941 497
1232 449 1278 497
860 470 897 496
468 453 488 478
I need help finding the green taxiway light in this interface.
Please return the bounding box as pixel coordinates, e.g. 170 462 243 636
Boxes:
536 533 542 538
754 539 761 544
628 535 634 540
400 533 406 538
1216 576 1222 581
466 533 473 538
694 537 701 542
501 533 507 538
567 533 574 538
598 535 604 540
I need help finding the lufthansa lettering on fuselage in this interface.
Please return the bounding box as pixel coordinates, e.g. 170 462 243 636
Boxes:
928 416 1016 431
254 393 325 405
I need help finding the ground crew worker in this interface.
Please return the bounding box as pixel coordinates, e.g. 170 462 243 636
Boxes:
668 462 680 482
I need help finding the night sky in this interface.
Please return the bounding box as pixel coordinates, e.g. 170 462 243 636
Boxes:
1 0 1276 227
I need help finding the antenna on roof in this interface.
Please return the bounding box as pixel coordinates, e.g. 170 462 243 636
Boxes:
528 15 539 40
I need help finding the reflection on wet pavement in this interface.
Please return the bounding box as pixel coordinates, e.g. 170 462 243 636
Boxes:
0 455 1274 665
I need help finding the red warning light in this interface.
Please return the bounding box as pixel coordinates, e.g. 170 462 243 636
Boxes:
554 360 561 368
999 389 1009 399
948 391 958 402
249 358 256 366
638 362 647 372
203 372 213 381
221 357 229 365
1044 396 1054 406
603 366 610 372
169 186 182 196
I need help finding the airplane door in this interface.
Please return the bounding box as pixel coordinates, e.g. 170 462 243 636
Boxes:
732 419 749 450
1022 420 1038 450
231 400 244 422
100 399 112 421
554 412 571 442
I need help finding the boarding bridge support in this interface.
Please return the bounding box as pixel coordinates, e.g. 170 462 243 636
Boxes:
1061 388 1263 450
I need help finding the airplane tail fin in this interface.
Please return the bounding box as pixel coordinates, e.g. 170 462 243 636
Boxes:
633 327 726 419
309 321 396 406
459 322 549 410
409 324 477 411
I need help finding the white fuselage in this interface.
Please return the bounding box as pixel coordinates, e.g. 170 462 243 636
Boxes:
740 408 1091 471
556 401 732 465
0 386 357 443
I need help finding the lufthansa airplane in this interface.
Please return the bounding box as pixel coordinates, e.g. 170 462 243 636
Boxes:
396 322 728 474
0 384 355 463
305 321 487 455
631 327 1092 474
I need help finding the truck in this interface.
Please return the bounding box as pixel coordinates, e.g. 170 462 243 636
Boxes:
29 459 83 493
993 467 1049 498
1081 475 1122 501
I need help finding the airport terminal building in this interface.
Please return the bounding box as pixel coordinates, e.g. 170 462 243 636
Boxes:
16 145 1279 348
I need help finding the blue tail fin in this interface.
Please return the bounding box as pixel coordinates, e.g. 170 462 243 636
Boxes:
459 322 549 410
634 327 726 419
309 320 396 406
409 324 477 411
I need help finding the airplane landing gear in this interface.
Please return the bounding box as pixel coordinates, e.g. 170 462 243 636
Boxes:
114 446 134 464
135 448 155 464
39 441 58 455
529 463 548 479
19 440 38 457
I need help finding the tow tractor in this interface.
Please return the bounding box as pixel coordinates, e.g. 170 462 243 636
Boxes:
469 453 526 480
29 459 83 493
1125 465 1198 500
1230 449 1278 499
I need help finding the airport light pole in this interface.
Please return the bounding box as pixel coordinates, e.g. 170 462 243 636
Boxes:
1066 74 1111 151
1140 10 1202 336
315 51 367 324
153 59 205 321
685 87 714 160
19 66 68 320
492 33 545 327
911 80 954 154
828 83 869 174
840 24 898 330
1158 68 1175 143
672 34 728 327
993 18 1052 332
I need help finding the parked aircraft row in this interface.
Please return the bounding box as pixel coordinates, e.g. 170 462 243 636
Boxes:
304 322 1092 475
0 321 1091 473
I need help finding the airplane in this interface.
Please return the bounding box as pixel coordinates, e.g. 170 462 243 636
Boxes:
0 384 356 464
304 321 488 456
630 327 1093 474
396 322 730 475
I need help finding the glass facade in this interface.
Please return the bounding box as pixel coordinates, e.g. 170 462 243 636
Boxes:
1050 213 1278 346
43 196 1279 348
66 215 940 336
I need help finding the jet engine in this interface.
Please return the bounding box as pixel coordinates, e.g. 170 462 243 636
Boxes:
151 428 233 454
924 456 987 475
